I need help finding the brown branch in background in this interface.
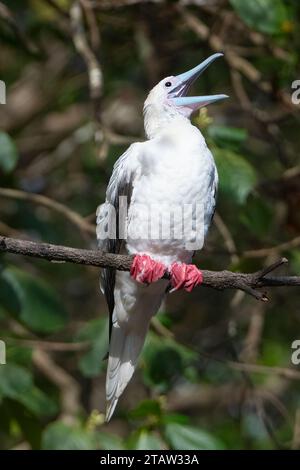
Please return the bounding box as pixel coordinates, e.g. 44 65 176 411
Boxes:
199 2 291 63
0 221 24 238
70 0 103 120
0 235 300 301
6 337 89 352
283 165 300 180
240 296 266 363
8 319 80 424
166 382 246 412
240 254 279 364
205 234 300 260
212 216 276 437
43 0 70 18
70 1 109 161
230 68 291 167
32 349 80 424
230 69 290 124
166 378 292 414
0 187 95 236
135 17 161 86
153 319 300 382
213 212 239 265
177 5 297 113
177 6 271 93
92 0 163 9
229 362 300 382
244 236 300 259
80 0 101 51
20 123 95 178
0 2 42 57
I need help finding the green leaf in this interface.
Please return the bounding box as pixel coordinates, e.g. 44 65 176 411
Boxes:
130 399 162 420
0 363 57 417
42 422 95 450
75 317 109 377
164 423 225 450
161 413 189 426
208 125 248 148
242 412 269 441
96 431 125 450
229 0 290 35
6 345 32 367
142 333 195 391
143 347 178 388
0 131 19 173
130 430 165 450
21 386 58 417
291 250 300 275
1 266 68 334
0 363 31 398
261 341 290 367
239 194 273 238
214 148 257 204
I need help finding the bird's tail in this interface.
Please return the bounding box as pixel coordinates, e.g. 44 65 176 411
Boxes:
105 322 149 422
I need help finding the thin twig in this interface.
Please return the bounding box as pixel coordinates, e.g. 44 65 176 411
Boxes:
213 212 239 265
178 5 296 112
228 361 300 382
70 1 103 118
0 187 95 236
0 2 42 57
43 0 70 18
32 349 80 424
6 337 90 352
8 319 81 424
244 237 300 259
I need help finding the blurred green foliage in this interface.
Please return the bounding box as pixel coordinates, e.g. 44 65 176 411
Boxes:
0 132 18 173
229 0 292 35
0 0 299 451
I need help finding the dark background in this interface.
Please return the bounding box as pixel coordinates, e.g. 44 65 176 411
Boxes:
0 0 299 450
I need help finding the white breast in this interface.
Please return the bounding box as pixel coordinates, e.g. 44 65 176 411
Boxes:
126 121 217 265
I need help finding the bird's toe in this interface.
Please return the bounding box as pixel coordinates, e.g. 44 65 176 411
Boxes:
170 262 203 292
130 254 166 284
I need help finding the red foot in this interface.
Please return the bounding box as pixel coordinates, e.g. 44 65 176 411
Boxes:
130 254 166 284
170 263 203 292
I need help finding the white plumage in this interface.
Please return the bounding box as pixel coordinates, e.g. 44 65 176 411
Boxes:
96 53 227 421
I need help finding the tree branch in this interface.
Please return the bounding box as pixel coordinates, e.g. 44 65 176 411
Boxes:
0 236 299 301
71 1 103 118
0 187 95 236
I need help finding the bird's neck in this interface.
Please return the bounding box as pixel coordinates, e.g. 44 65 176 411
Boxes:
143 104 192 139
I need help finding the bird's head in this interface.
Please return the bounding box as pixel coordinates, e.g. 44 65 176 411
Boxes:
144 53 228 138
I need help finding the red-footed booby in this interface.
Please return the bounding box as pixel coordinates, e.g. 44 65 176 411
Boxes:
96 53 228 421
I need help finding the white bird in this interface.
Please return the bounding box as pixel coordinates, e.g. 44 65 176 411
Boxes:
96 53 228 421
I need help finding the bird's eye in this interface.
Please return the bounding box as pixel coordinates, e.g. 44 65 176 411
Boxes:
165 81 172 88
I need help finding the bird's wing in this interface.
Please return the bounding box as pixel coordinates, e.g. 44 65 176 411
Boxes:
206 163 218 231
96 143 141 340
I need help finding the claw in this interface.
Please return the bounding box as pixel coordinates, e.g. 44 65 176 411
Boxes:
130 254 166 284
170 262 203 292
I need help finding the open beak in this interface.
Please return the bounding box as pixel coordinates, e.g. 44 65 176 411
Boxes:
170 53 228 112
